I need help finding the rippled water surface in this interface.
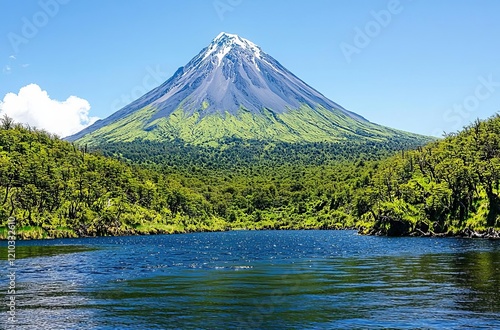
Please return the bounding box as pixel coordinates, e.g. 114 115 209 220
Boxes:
1 230 499 329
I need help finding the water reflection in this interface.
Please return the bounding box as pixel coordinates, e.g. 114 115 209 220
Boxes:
86 250 500 329
1 232 499 329
451 251 500 313
0 245 97 260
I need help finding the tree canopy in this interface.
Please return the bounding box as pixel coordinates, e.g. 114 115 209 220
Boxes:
1 114 499 239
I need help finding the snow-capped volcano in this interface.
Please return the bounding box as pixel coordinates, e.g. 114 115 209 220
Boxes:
141 31 364 120
67 33 423 144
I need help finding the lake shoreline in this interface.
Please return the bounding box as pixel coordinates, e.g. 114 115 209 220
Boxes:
2 225 500 241
1 226 357 241
362 227 500 240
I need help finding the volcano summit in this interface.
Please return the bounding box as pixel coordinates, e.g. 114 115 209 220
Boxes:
68 32 423 144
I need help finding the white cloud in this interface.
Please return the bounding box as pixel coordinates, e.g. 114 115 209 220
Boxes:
3 65 11 74
9 55 16 60
0 84 99 137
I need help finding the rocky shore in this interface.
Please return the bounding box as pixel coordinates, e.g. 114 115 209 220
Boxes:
363 227 500 239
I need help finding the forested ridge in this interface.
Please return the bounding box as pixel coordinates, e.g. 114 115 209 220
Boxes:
1 114 499 239
0 116 226 239
95 136 426 170
356 115 500 237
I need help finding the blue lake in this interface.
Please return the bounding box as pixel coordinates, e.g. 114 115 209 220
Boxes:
1 230 499 329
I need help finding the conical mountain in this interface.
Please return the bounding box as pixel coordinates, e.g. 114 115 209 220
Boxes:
68 32 424 144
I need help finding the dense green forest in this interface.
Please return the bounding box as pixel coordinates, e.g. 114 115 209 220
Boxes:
357 115 500 237
1 114 499 239
95 136 427 170
0 116 227 239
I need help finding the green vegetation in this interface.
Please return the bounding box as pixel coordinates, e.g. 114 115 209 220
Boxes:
75 104 428 146
355 115 500 236
96 136 427 170
0 117 227 239
1 113 499 239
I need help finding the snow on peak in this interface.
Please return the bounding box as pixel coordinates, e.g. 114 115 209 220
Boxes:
203 32 262 64
213 32 257 47
214 32 236 41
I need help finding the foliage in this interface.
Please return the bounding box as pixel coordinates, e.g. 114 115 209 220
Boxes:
356 115 500 235
0 123 226 238
74 104 430 146
2 114 500 239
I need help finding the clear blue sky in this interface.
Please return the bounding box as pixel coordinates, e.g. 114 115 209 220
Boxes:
1 0 500 137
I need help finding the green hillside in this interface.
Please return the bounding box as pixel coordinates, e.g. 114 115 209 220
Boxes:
354 114 500 236
1 114 499 239
0 117 227 239
75 104 427 146
94 114 500 237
